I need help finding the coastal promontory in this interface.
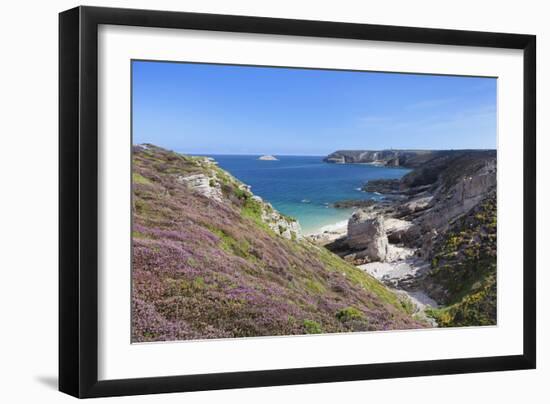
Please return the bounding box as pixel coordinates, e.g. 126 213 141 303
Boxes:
322 148 497 327
323 149 494 168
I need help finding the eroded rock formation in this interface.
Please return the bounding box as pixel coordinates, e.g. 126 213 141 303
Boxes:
347 213 389 261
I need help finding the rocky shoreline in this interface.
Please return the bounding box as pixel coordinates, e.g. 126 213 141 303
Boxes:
309 149 497 326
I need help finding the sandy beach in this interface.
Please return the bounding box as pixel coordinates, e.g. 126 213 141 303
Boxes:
307 211 439 325
305 218 349 244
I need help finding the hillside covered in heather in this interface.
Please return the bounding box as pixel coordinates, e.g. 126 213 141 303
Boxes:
131 145 427 342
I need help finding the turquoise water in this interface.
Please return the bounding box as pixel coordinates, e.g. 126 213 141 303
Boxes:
208 155 410 234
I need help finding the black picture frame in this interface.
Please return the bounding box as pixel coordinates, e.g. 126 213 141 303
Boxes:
59 5 536 398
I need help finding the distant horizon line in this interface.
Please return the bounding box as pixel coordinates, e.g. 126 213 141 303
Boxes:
135 143 496 157
178 150 496 157
180 152 326 157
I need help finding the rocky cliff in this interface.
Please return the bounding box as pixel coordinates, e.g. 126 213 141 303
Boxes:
131 144 427 342
324 149 497 327
368 150 497 240
324 149 494 169
423 192 497 326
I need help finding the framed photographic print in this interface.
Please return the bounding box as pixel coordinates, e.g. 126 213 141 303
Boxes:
59 6 536 398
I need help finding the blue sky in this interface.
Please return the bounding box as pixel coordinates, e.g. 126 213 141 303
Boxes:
132 60 496 155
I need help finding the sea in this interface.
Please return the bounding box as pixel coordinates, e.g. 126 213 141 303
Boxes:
207 155 410 235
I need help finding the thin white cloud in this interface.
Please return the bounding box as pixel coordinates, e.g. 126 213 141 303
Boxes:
357 115 391 126
405 97 456 111
355 103 496 138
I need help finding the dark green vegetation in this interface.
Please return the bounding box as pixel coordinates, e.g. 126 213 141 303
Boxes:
132 145 427 342
425 192 497 327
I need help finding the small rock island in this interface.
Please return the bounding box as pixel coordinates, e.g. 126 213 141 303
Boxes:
258 155 278 161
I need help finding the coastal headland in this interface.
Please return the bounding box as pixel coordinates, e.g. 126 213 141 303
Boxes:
311 149 497 326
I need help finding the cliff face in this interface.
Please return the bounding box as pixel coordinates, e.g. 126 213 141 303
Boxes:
324 149 494 169
325 150 497 327
131 145 426 342
394 150 496 238
423 192 497 327
357 150 497 237
324 149 435 167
